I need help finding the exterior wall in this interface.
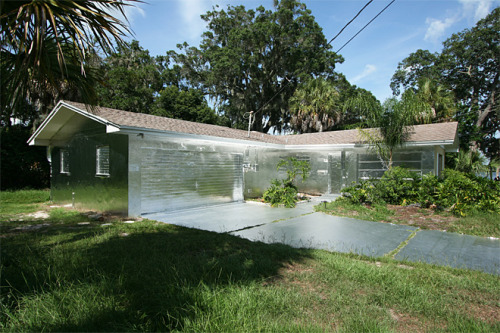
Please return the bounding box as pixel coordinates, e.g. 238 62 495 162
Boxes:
243 147 352 197
128 133 247 216
50 121 128 214
244 146 438 198
50 121 439 216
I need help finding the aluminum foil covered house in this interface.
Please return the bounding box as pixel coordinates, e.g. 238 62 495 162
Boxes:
28 100 459 217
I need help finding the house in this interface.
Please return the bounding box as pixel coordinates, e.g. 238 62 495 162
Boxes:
28 100 459 216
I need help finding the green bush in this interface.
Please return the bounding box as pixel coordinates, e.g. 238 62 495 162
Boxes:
262 179 298 208
436 170 500 216
375 167 420 205
416 173 440 208
263 157 310 208
339 167 500 217
340 181 379 205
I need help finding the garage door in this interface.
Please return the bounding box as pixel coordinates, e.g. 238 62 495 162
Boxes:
140 148 243 214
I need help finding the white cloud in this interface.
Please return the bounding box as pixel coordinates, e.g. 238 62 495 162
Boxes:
459 0 494 22
352 64 377 83
424 16 457 42
176 0 211 40
424 0 497 43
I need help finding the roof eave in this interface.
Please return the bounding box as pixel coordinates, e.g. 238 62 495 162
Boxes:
28 101 121 146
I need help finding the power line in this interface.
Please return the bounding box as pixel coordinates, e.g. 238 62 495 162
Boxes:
248 0 396 126
336 0 397 54
327 0 374 46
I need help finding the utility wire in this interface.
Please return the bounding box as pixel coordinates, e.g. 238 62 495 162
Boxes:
327 0 373 46
336 0 396 54
249 0 396 123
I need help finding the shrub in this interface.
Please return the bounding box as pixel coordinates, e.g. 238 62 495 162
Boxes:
417 173 440 208
263 157 311 208
263 179 298 208
374 167 420 205
341 181 379 205
437 170 500 216
339 167 500 217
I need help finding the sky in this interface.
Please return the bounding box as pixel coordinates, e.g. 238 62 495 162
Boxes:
120 0 499 103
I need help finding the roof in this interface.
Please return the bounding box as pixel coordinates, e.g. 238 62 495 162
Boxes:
29 100 459 149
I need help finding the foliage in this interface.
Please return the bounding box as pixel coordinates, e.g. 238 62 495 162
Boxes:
289 77 340 133
289 75 382 133
454 150 489 174
316 198 394 222
276 157 311 186
374 167 420 205
359 93 431 169
436 169 500 216
415 77 456 122
0 0 139 125
152 86 219 124
263 157 311 208
0 125 50 190
339 181 378 205
391 8 499 159
96 40 164 114
96 40 222 125
339 167 500 216
170 0 342 133
262 179 298 208
341 87 383 129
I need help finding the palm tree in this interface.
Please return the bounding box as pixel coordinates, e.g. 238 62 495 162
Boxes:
289 78 341 133
454 150 488 174
416 78 456 122
0 0 140 125
359 94 433 169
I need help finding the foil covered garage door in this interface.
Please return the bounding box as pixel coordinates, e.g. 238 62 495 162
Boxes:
140 149 243 214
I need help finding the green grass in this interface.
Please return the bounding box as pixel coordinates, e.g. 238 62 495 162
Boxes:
446 210 500 237
1 190 499 332
316 198 500 238
315 199 395 222
0 189 50 216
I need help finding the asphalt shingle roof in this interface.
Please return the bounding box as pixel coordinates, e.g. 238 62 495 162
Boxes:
63 101 458 146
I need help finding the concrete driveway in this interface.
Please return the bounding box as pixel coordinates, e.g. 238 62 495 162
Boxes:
143 198 500 275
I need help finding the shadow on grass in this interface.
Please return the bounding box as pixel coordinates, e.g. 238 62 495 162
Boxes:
1 222 314 331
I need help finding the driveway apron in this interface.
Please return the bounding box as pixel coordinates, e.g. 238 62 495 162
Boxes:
144 199 500 275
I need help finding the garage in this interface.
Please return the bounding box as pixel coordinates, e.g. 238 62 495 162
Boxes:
140 148 244 214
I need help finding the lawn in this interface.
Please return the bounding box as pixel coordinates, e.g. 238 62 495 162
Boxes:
315 199 500 238
1 190 499 332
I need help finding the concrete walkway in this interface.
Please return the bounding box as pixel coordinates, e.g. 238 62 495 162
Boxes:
144 197 500 275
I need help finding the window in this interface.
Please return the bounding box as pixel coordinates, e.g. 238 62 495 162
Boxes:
60 149 69 174
96 145 110 176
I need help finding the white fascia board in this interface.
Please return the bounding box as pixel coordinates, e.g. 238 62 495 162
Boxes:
28 101 122 146
284 144 357 150
404 140 456 148
28 102 66 145
117 125 285 148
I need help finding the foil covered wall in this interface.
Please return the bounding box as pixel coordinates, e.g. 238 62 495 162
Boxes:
51 122 128 214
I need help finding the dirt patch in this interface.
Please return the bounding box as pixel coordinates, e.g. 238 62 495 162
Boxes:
388 308 444 333
383 205 458 231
